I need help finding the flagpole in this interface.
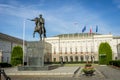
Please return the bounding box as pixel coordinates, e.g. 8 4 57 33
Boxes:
23 19 25 65
82 26 86 38
96 25 98 35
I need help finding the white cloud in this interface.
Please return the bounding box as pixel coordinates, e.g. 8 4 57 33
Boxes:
0 1 114 40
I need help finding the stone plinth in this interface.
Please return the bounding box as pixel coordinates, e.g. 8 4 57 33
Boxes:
18 65 59 71
18 41 52 71
27 41 45 67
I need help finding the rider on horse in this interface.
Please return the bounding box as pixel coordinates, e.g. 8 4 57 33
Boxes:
29 14 46 40
39 14 46 38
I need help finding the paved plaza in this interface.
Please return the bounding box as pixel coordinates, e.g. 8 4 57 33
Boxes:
4 66 80 76
1 65 120 80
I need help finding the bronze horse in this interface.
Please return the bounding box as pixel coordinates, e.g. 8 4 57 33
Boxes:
33 22 46 40
30 15 46 40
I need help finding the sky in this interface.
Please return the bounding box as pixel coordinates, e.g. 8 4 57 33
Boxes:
0 0 120 41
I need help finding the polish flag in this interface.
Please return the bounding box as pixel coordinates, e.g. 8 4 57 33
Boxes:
90 28 92 34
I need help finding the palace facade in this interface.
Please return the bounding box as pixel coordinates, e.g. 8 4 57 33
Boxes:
45 33 120 62
0 33 24 63
0 32 120 63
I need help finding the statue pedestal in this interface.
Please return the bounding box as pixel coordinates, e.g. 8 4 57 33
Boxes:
27 41 45 67
18 41 58 71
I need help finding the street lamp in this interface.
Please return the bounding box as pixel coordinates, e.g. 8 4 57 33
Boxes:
23 19 26 65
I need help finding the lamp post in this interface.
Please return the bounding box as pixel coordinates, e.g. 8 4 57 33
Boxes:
23 19 26 65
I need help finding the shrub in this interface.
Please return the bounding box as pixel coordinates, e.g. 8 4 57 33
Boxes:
109 60 120 67
11 46 23 66
85 64 92 67
99 42 112 64
0 63 12 68
82 63 95 76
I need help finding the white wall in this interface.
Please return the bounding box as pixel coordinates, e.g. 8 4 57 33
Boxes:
0 39 23 63
45 34 120 62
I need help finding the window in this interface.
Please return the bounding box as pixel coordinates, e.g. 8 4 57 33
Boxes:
65 47 67 54
85 55 89 61
80 55 84 61
59 56 63 62
64 56 68 62
54 58 56 62
91 55 95 62
54 47 56 54
75 47 77 54
70 47 72 54
2 57 3 62
75 56 78 62
70 56 73 62
60 47 62 54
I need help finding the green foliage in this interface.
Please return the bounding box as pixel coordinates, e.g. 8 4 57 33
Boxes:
85 63 92 67
0 63 12 68
99 42 112 64
82 63 95 76
11 46 23 66
109 60 120 67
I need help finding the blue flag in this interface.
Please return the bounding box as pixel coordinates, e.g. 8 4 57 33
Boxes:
96 26 98 32
82 26 86 32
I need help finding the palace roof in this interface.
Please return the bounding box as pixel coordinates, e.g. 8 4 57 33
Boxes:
0 32 26 45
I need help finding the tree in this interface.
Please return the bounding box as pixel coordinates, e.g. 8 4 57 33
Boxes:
11 46 23 66
99 42 112 64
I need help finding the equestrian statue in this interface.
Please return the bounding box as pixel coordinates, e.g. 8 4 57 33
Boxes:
28 14 46 40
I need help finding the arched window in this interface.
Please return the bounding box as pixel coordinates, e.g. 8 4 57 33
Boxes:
54 58 56 62
70 56 73 62
64 56 68 62
59 56 63 62
75 56 78 62
80 55 84 61
85 55 89 62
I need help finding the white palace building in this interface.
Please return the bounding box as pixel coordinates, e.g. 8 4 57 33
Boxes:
0 32 120 63
45 33 120 62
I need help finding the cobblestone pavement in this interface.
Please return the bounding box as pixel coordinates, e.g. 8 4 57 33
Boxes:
1 66 120 80
4 67 79 76
96 66 120 80
4 67 105 80
4 75 105 80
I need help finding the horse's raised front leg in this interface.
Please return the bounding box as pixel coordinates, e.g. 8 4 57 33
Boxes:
43 27 46 38
44 33 46 38
33 31 35 38
40 34 42 40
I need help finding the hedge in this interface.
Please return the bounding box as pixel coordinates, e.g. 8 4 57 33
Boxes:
11 46 23 66
51 61 98 64
109 60 120 67
0 63 12 68
99 42 112 64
